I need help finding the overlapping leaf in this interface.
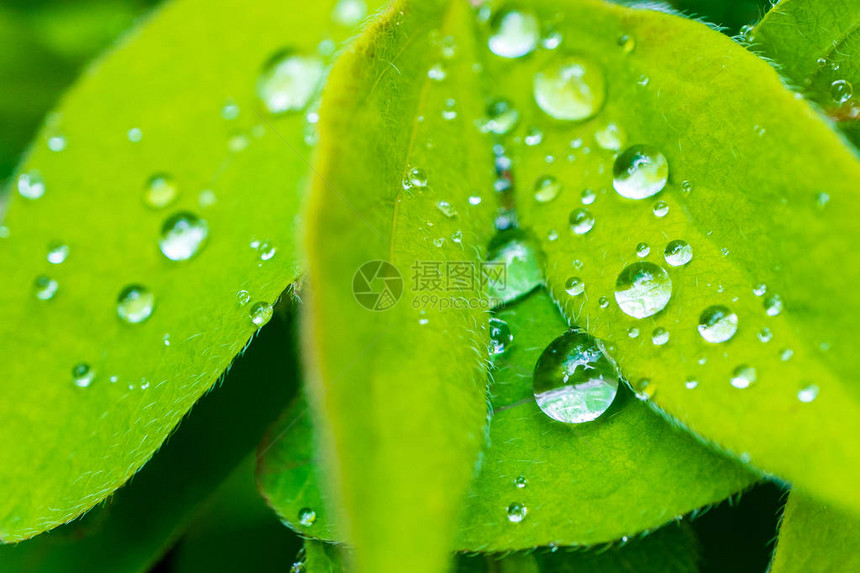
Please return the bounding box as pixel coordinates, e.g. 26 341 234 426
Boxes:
475 0 860 516
0 0 381 541
0 316 297 572
299 1 497 571
751 0 860 147
259 290 757 550
770 490 860 573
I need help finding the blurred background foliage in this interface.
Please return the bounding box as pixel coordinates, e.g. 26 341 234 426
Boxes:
0 0 780 571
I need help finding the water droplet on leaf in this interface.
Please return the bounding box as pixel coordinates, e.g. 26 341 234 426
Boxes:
613 145 668 200
534 56 605 121
614 262 672 319
697 305 738 343
117 285 155 324
159 212 209 261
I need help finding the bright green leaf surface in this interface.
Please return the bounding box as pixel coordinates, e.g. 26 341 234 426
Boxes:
0 0 379 541
300 1 496 571
259 290 757 550
172 453 301 573
770 490 860 573
751 0 860 147
479 0 860 515
0 316 297 571
302 522 699 573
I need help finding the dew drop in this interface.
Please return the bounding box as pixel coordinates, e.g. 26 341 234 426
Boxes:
565 277 585 296
468 195 482 206
489 317 513 356
436 200 458 218
427 63 447 81
250 301 273 326
236 289 251 306
486 229 544 304
780 348 794 361
697 305 738 343
632 378 655 400
159 212 209 261
627 327 639 339
298 507 317 526
652 201 669 217
764 294 783 316
33 275 58 300
47 241 69 264
256 240 277 261
581 188 596 205
617 34 635 53
514 475 527 489
533 328 619 424
524 126 543 146
17 170 45 200
613 145 669 199
753 283 767 297
488 8 540 59
684 377 698 389
404 166 428 190
614 262 672 319
594 122 625 151
72 363 95 388
797 384 819 403
127 127 143 142
651 327 669 346
730 365 756 389
332 0 366 26
144 174 178 209
221 100 240 120
598 296 610 309
757 327 773 343
569 208 595 235
117 285 155 324
482 98 520 135
831 79 853 104
506 502 527 523
257 50 325 115
663 240 692 266
534 56 605 121
635 242 650 257
534 175 562 203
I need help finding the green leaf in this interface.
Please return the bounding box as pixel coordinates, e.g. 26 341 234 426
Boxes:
751 0 860 147
770 490 860 573
259 290 756 550
301 522 700 573
172 453 301 573
299 0 496 571
0 0 380 541
479 0 860 515
0 316 298 572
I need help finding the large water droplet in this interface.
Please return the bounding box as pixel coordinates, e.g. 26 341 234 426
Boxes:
594 122 625 151
697 305 738 343
488 8 540 59
564 276 585 296
117 285 155 324
485 229 544 305
506 502 527 523
514 475 527 488
569 208 595 235
614 262 672 319
730 365 756 389
534 56 605 121
533 328 619 424
144 174 178 209
159 212 209 261
33 275 58 300
534 175 562 203
635 242 650 257
612 145 669 200
489 317 513 356
651 327 669 346
250 301 273 326
663 240 692 266
17 170 45 200
257 51 325 115
72 363 95 388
